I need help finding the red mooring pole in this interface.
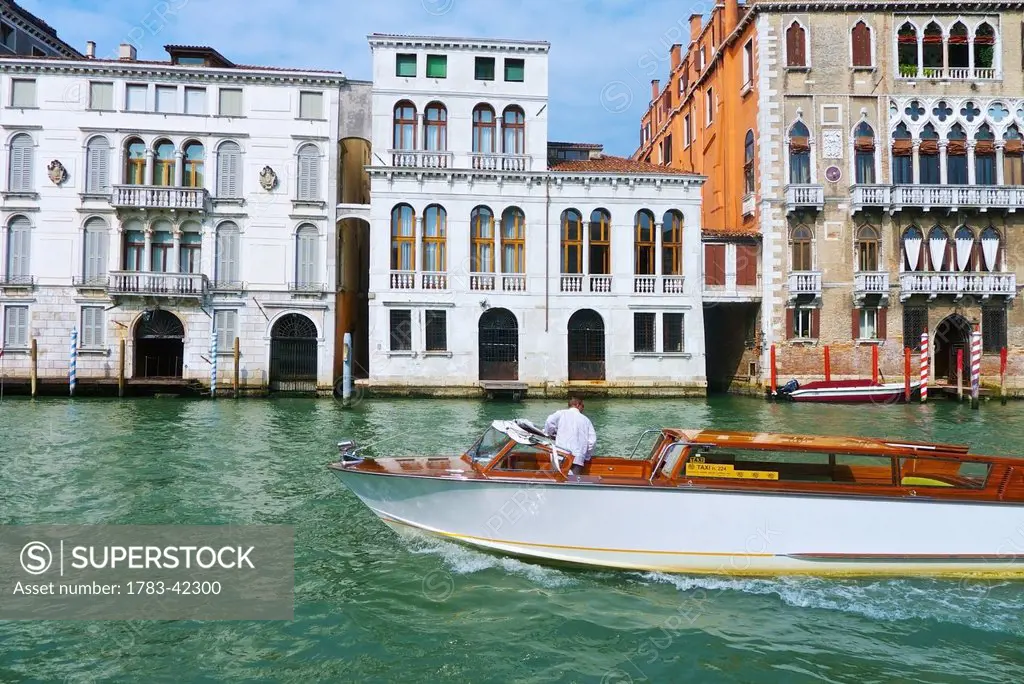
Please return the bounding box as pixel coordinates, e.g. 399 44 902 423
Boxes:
770 344 777 394
824 345 831 383
904 347 911 402
871 344 879 384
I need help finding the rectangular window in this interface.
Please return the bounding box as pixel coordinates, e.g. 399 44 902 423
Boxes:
982 307 1007 352
3 305 28 347
634 312 656 352
218 88 243 117
903 306 927 350
683 115 691 147
736 244 759 286
396 53 417 77
705 87 714 126
299 91 323 119
89 82 114 111
504 58 524 82
1 21 13 49
389 309 412 351
858 308 878 340
793 307 814 339
81 306 105 348
742 40 753 86
155 85 177 113
125 84 147 112
83 229 108 281
893 155 913 184
664 313 685 353
11 79 35 108
426 54 447 79
214 310 238 350
704 244 725 286
475 56 495 80
425 310 447 352
663 135 673 164
184 87 206 115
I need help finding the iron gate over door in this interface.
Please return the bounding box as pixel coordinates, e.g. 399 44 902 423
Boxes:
134 309 185 378
270 314 318 388
478 308 519 380
567 309 605 381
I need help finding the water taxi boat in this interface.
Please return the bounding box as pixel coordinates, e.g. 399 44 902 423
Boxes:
329 420 1024 577
775 378 922 403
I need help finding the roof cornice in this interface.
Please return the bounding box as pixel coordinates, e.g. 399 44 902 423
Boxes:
748 0 1023 9
0 59 349 86
367 34 550 54
367 167 705 186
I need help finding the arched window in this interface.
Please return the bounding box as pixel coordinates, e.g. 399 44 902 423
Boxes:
975 23 996 70
560 209 583 274
948 21 969 70
182 141 204 188
501 207 525 274
662 211 683 276
424 102 447 152
150 219 173 272
84 136 110 194
124 138 146 185
470 206 494 273
976 124 996 186
788 121 810 184
216 141 242 198
919 123 940 184
790 224 812 271
472 104 496 153
851 21 872 67
854 121 875 184
393 101 416 150
502 106 525 155
153 140 175 186
422 204 446 273
390 204 415 271
7 133 33 192
5 215 31 282
215 221 240 287
954 225 975 272
897 22 918 76
1004 124 1023 184
179 220 202 274
856 224 879 271
634 210 655 276
902 225 924 272
980 226 1001 271
947 123 967 184
82 217 108 283
892 122 913 184
122 219 144 271
296 144 320 201
922 22 943 76
295 224 319 287
786 21 807 67
589 209 611 275
927 225 949 271
743 130 755 194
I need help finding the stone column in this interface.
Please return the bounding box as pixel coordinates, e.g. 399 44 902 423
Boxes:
144 150 154 186
996 142 1006 185
143 228 153 273
939 141 948 185
912 140 921 184
175 151 185 187
171 229 181 274
967 141 977 185
654 222 663 278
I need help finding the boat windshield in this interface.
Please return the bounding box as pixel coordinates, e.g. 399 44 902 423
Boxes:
466 427 512 463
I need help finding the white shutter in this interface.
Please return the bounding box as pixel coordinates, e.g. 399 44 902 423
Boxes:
216 223 240 284
297 228 317 285
7 219 30 279
5 306 28 346
215 310 237 348
81 307 104 347
217 143 241 198
8 135 32 192
86 138 110 193
297 150 311 200
84 223 108 280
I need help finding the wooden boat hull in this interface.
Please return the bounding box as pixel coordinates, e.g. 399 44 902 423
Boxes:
332 465 1024 578
784 380 921 403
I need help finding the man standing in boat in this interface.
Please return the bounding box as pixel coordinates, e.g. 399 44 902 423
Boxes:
544 397 596 477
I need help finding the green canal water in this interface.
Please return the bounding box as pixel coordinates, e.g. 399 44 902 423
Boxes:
2 395 1024 683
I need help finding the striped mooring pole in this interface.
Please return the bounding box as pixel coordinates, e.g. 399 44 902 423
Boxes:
971 326 982 410
210 330 218 398
69 328 78 397
919 332 929 403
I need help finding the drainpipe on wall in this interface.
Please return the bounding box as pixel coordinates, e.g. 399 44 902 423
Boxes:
545 175 551 332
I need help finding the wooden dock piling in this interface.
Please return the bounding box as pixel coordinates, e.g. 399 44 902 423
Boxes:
118 338 126 397
823 346 831 382
29 338 37 398
903 347 911 402
233 337 240 398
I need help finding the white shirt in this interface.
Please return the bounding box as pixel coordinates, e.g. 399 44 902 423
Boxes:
544 407 596 467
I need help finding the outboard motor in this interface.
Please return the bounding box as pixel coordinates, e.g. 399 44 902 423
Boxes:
776 379 800 397
337 440 363 465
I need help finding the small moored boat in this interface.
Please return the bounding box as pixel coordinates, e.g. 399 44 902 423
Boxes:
775 378 921 403
329 420 1024 577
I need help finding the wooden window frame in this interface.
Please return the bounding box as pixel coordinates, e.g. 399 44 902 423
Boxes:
125 139 146 185
473 105 497 153
390 205 415 271
470 206 495 273
393 101 417 151
662 211 683 276
422 204 447 273
424 102 447 152
153 141 175 186
561 209 583 274
588 210 611 275
502 106 525 154
501 208 526 274
182 141 204 188
634 211 655 276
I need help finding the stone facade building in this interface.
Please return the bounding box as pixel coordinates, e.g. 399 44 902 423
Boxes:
1 1 81 58
0 42 370 394
362 34 707 397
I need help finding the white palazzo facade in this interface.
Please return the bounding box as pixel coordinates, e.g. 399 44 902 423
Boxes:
0 43 351 392
364 34 707 396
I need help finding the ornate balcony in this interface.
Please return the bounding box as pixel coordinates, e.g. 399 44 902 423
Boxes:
108 271 208 299
388 150 453 169
891 185 1024 212
560 275 613 293
899 272 1016 301
897 66 998 81
785 184 824 213
851 185 892 212
389 271 415 290
787 271 822 300
633 275 688 294
0 274 35 291
112 185 208 211
853 272 890 304
469 153 533 172
501 275 527 292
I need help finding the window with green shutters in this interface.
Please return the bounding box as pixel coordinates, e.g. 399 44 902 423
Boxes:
475 56 495 80
504 58 525 82
85 135 110 193
80 306 105 348
82 217 108 283
3 305 28 347
5 216 30 282
216 141 241 198
396 53 417 77
426 54 447 78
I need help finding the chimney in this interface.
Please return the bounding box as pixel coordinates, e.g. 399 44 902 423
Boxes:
651 80 660 101
118 43 137 61
689 13 703 42
85 41 95 58
670 44 682 70
724 0 739 33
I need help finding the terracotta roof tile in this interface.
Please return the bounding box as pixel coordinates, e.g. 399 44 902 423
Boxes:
703 227 761 238
549 155 696 175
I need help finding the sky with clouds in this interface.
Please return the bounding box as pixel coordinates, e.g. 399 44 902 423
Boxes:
21 0 711 157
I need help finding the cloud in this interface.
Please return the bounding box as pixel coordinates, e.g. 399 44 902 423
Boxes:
21 0 711 156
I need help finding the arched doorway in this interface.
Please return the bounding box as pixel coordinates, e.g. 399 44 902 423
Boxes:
934 314 972 384
134 309 184 378
568 309 605 381
478 308 519 380
270 313 318 391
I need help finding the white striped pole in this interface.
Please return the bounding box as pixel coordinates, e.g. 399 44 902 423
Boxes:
69 328 78 397
971 326 982 410
919 332 929 403
210 329 218 399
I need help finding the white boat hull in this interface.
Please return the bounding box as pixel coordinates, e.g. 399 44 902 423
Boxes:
334 467 1024 577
